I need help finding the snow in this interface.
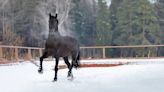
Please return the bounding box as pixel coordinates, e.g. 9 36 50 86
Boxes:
0 58 164 92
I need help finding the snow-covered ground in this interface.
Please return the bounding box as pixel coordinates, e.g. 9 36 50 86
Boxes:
0 58 164 92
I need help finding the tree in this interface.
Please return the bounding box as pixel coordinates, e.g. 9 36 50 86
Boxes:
2 22 24 46
154 0 164 56
96 0 112 46
0 0 44 47
14 0 42 47
109 0 123 44
0 0 24 46
113 0 160 57
70 0 97 46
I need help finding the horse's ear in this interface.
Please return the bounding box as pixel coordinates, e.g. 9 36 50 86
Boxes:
55 14 58 18
49 13 52 17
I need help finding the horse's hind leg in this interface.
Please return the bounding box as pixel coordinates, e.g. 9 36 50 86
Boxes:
67 57 75 80
63 57 71 69
63 57 72 78
54 57 59 81
38 52 47 73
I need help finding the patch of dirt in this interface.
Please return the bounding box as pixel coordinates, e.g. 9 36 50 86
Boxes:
58 63 123 69
80 63 123 68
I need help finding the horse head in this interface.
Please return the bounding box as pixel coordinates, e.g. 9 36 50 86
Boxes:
49 13 59 32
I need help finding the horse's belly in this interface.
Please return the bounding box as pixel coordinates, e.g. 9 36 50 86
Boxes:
57 48 71 57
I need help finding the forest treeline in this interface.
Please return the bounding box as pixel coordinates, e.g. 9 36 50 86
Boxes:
0 0 163 57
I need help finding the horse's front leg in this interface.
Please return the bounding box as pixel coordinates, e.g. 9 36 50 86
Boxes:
38 52 47 73
54 57 59 81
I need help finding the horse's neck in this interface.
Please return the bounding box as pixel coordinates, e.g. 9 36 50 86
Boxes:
48 30 61 39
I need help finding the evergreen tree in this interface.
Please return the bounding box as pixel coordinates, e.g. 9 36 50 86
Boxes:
96 0 111 46
70 0 96 46
113 0 160 57
155 0 164 56
108 0 123 57
109 0 123 45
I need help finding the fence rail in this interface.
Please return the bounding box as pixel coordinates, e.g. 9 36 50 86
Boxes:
0 45 164 61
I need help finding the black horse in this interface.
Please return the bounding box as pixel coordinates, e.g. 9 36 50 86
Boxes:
38 13 80 81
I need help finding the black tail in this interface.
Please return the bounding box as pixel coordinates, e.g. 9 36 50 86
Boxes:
73 51 80 68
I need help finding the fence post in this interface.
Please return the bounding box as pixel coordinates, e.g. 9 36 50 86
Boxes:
148 50 150 58
15 48 19 61
0 47 2 58
39 49 42 57
102 47 106 59
27 48 32 60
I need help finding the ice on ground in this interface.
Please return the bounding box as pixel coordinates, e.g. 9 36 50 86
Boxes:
0 59 164 92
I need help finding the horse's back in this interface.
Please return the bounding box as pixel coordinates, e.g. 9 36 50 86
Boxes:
63 36 79 45
61 36 80 51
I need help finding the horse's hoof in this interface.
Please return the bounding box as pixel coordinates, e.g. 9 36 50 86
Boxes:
73 63 80 69
53 78 57 82
38 69 43 74
67 74 74 81
67 76 74 81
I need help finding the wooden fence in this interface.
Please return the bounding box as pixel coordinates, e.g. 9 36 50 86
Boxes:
0 45 43 61
80 45 164 59
0 45 164 61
